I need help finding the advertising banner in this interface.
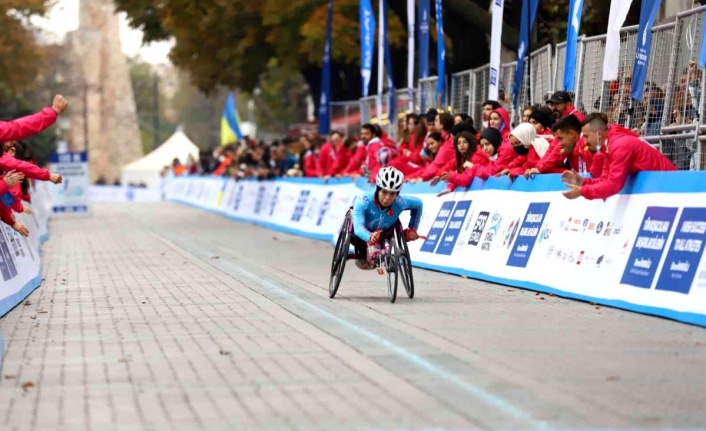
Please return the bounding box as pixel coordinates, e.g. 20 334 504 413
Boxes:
166 172 706 327
50 151 89 214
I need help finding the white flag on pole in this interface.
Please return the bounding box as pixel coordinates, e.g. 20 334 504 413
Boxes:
602 0 633 81
488 0 504 100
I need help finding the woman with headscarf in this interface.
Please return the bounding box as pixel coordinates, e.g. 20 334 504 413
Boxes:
496 123 551 179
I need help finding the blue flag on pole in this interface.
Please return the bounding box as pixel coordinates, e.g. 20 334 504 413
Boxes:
383 0 396 122
700 13 706 68
564 0 584 92
418 0 430 80
434 0 445 105
360 0 376 97
318 0 333 135
512 0 539 107
631 0 662 100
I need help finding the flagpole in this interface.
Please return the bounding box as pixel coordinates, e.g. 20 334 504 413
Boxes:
407 0 415 112
377 0 385 125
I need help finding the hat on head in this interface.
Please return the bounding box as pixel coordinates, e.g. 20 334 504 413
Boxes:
480 127 503 151
529 109 555 129
546 91 573 105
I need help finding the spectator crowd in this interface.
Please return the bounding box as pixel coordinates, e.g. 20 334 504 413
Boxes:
179 91 678 202
0 95 68 237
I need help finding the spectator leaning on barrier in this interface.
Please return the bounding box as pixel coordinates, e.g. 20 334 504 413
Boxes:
0 94 68 142
546 91 584 123
408 114 455 182
478 127 503 162
342 124 377 178
549 114 605 179
316 131 343 177
437 131 490 195
562 113 678 200
523 107 568 178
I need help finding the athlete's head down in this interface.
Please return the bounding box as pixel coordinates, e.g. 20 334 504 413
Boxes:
375 166 404 207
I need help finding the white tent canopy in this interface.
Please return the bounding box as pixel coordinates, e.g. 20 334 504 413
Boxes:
121 127 200 188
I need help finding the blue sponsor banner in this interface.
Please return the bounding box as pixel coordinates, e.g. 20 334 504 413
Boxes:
233 184 244 211
433 0 445 103
318 0 333 135
360 0 376 97
507 202 550 268
317 191 334 227
436 200 472 255
564 0 584 91
253 185 266 214
418 0 430 80
631 0 662 100
0 229 17 281
291 190 311 222
621 206 678 289
655 207 706 294
421 201 455 253
512 0 539 107
268 186 281 216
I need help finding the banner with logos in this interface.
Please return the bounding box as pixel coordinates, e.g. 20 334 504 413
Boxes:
165 172 706 327
50 151 89 214
0 181 52 319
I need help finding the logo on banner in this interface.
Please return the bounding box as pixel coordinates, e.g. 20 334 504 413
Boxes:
269 186 281 216
655 208 706 294
317 191 334 226
468 211 490 246
0 228 18 281
291 190 311 222
253 185 266 214
620 206 678 289
481 211 503 251
436 201 472 255
233 185 244 211
507 202 550 268
490 67 498 86
421 201 455 253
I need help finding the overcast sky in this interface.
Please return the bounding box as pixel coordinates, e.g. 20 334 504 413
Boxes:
31 0 173 64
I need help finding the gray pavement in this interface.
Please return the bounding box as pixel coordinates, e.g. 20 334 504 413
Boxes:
0 202 705 431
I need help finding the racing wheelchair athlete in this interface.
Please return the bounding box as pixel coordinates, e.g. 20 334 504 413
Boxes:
329 167 424 303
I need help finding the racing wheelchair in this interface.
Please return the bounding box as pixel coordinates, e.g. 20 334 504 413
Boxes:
329 209 415 303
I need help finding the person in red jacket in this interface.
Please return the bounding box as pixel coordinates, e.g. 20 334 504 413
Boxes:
0 95 68 143
396 113 427 168
0 169 27 236
341 124 377 177
489 107 512 141
316 131 343 177
407 114 455 181
2 142 34 215
546 91 584 122
522 108 568 178
495 123 552 179
437 131 490 195
562 113 678 200
546 114 606 179
299 136 320 177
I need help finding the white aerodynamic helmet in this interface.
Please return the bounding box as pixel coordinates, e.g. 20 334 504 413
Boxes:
376 166 404 192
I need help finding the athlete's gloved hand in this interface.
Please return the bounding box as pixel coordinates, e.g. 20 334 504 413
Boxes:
368 230 382 245
403 228 419 242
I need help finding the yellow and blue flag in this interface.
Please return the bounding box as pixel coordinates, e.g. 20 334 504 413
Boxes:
221 92 243 145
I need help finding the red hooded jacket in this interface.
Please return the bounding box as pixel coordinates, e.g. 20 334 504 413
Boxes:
492 107 512 141
342 140 368 175
411 133 455 181
446 150 491 189
316 142 336 176
0 154 51 181
581 125 677 200
0 107 57 142
303 150 319 177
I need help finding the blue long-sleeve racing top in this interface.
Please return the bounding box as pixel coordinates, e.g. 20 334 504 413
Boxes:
351 192 423 242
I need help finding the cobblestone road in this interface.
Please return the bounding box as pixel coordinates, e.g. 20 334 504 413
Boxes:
1 202 705 431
